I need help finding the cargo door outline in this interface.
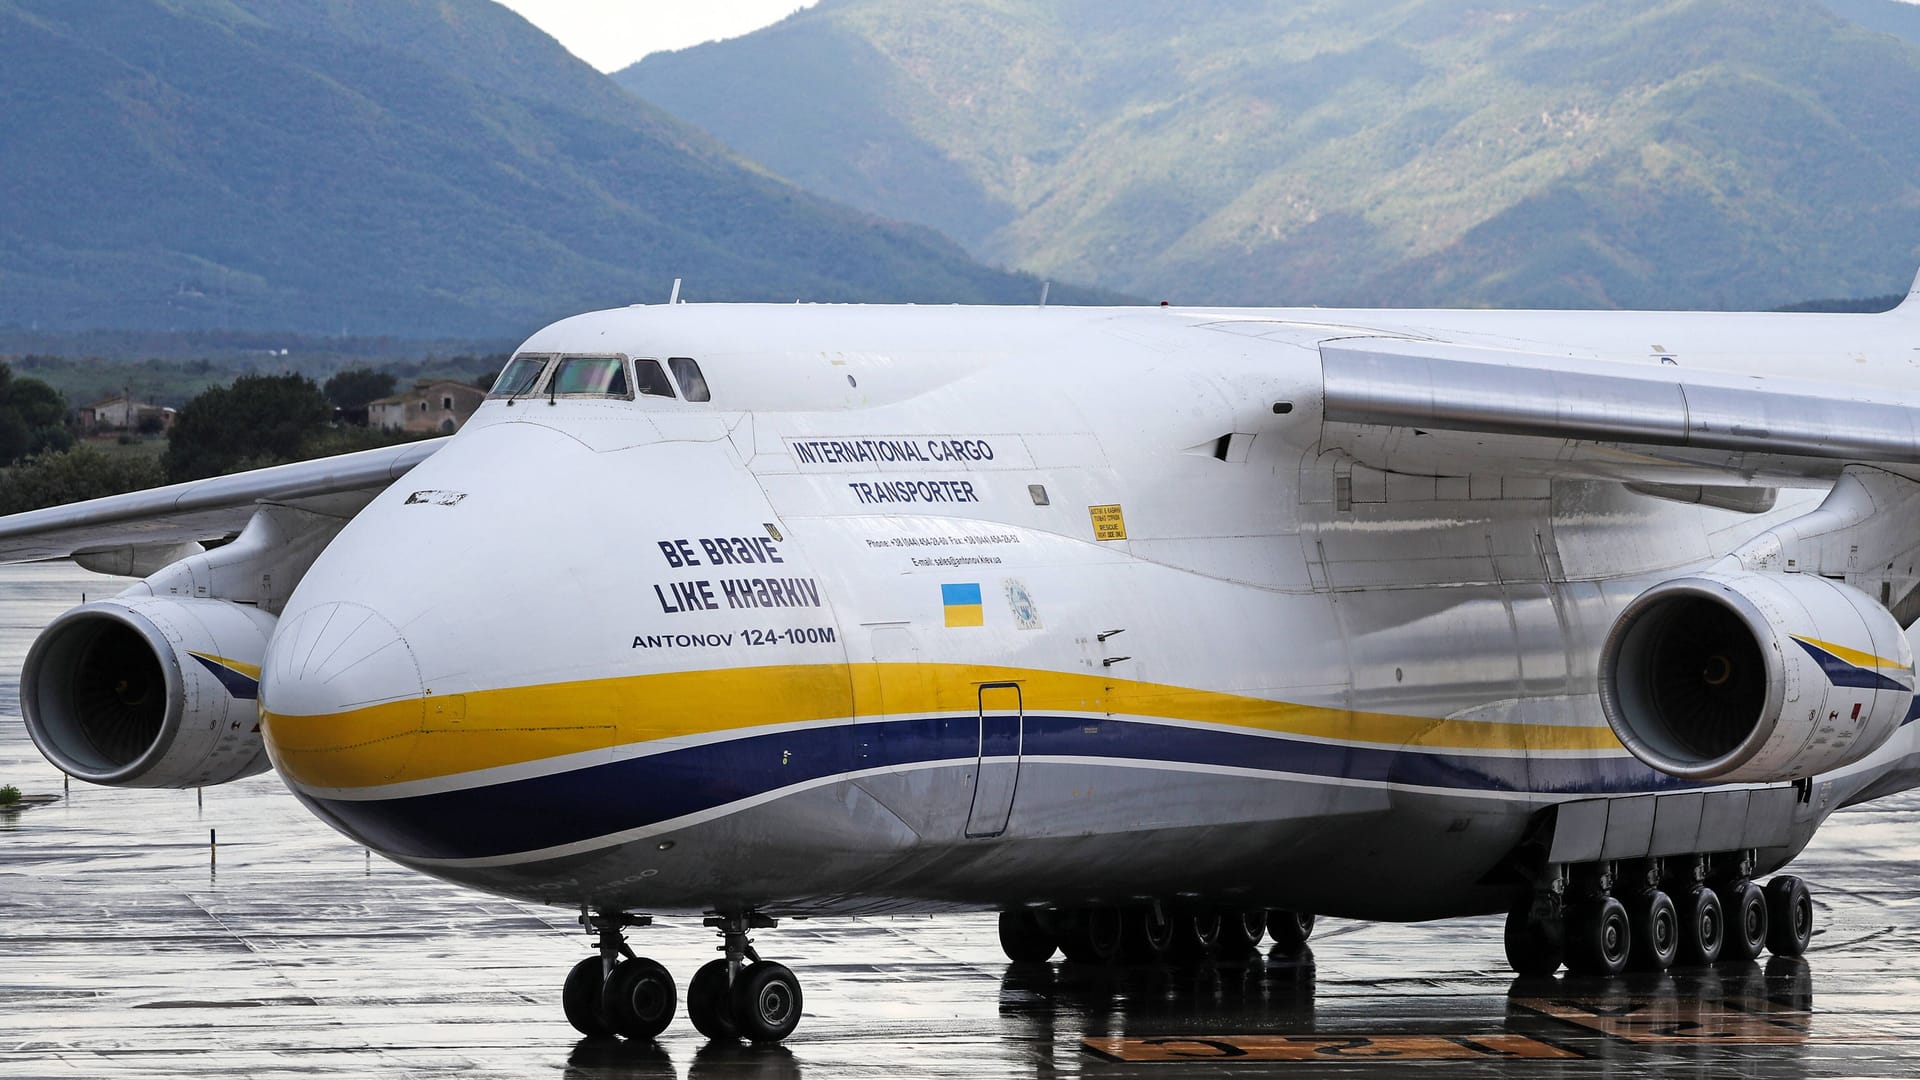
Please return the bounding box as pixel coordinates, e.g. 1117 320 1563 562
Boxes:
965 682 1023 838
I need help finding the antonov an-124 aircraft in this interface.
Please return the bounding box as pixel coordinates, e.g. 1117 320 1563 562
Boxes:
11 279 1920 1043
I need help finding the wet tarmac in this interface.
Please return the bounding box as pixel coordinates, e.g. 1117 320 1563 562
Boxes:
5 560 1920 1078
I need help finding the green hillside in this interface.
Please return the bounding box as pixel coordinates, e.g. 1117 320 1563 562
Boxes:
619 0 1920 309
1819 0 1920 45
0 0 1103 337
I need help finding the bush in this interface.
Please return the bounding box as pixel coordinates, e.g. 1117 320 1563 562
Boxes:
0 362 74 466
163 374 332 482
323 367 397 411
0 785 20 807
0 445 167 515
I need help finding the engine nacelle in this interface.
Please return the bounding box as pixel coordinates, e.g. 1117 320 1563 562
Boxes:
1599 571 1914 783
21 597 276 787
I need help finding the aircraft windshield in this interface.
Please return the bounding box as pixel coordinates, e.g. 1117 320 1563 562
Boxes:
550 356 631 397
491 355 547 398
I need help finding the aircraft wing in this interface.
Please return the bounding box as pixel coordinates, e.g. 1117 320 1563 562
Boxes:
0 438 445 563
1319 337 1920 481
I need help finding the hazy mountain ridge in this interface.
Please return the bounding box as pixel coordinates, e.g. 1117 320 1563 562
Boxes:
0 0 1103 337
619 0 1920 309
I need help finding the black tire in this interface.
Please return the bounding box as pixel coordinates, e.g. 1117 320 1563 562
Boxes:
1058 907 1124 964
1503 905 1564 976
1718 880 1768 962
998 909 1059 963
1266 910 1315 955
687 958 738 1042
1676 885 1725 966
562 955 613 1038
1764 875 1813 957
1166 908 1214 963
1213 908 1266 955
1187 910 1224 955
1566 896 1631 976
729 960 803 1044
1628 890 1679 971
1121 906 1178 964
602 956 676 1041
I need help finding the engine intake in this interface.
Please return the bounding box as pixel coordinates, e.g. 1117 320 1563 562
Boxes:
22 597 276 787
1599 572 1914 783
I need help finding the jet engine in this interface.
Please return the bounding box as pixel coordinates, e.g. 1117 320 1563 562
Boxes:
21 597 276 788
1598 572 1914 783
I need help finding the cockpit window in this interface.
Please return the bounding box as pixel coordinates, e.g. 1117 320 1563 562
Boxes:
549 356 633 398
633 358 677 399
668 357 711 402
490 355 547 398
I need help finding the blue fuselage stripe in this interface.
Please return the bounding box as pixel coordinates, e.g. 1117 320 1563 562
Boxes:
293 714 1692 863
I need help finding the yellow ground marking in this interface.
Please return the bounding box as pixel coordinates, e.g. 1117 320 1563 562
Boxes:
1084 1033 1582 1062
1513 995 1898 1045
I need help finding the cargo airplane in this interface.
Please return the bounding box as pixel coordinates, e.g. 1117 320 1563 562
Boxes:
11 277 1920 1042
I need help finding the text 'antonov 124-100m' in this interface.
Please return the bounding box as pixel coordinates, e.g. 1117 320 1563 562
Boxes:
13 275 1920 1043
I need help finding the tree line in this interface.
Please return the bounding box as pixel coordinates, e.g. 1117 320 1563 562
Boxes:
0 365 475 515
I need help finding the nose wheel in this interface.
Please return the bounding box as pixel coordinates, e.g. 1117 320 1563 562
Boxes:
686 912 805 1044
565 909 677 1041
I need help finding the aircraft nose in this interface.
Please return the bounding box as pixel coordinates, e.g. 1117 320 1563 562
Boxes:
259 600 427 791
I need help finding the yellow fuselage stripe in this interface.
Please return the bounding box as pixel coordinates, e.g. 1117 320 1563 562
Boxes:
261 662 1626 791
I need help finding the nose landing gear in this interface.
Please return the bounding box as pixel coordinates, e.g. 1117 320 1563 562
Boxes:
565 910 675 1040
562 909 806 1044
689 912 805 1044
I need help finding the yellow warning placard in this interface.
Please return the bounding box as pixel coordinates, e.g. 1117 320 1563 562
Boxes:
1085 1033 1582 1062
1089 503 1127 541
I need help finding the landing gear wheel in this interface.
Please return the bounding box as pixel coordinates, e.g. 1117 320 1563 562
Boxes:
687 958 738 1042
1266 910 1315 956
601 957 675 1041
1764 875 1813 957
563 956 613 1037
1566 895 1631 976
1676 885 1725 966
1628 889 1679 971
1718 879 1769 962
1504 905 1565 976
1059 907 1124 964
1213 909 1266 956
997 909 1059 962
1122 906 1178 964
1166 908 1214 962
729 960 803 1044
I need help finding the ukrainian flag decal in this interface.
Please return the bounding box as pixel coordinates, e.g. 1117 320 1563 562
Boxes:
942 583 984 627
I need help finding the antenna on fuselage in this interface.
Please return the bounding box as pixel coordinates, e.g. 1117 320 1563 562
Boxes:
669 278 682 305
1038 281 1050 308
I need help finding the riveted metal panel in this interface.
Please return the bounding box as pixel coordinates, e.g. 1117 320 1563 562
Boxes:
1649 792 1706 857
1548 799 1609 864
1600 795 1658 861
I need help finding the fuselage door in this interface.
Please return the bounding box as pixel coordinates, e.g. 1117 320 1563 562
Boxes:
965 682 1024 839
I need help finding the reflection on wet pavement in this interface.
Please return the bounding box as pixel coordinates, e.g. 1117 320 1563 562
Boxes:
5 562 1920 1078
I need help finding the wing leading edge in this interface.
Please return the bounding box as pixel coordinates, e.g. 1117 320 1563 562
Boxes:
1320 338 1920 478
0 438 445 563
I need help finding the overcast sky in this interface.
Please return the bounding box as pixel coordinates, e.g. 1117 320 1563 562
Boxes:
493 1 820 72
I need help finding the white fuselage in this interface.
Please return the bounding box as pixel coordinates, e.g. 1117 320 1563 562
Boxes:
254 303 1920 921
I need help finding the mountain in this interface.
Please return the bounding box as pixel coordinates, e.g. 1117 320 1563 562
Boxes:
0 0 1102 338
618 0 1920 309
1820 0 1920 45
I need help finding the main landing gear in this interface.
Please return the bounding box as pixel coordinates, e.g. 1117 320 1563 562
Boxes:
1504 852 1815 977
996 903 1316 965
564 909 805 1045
